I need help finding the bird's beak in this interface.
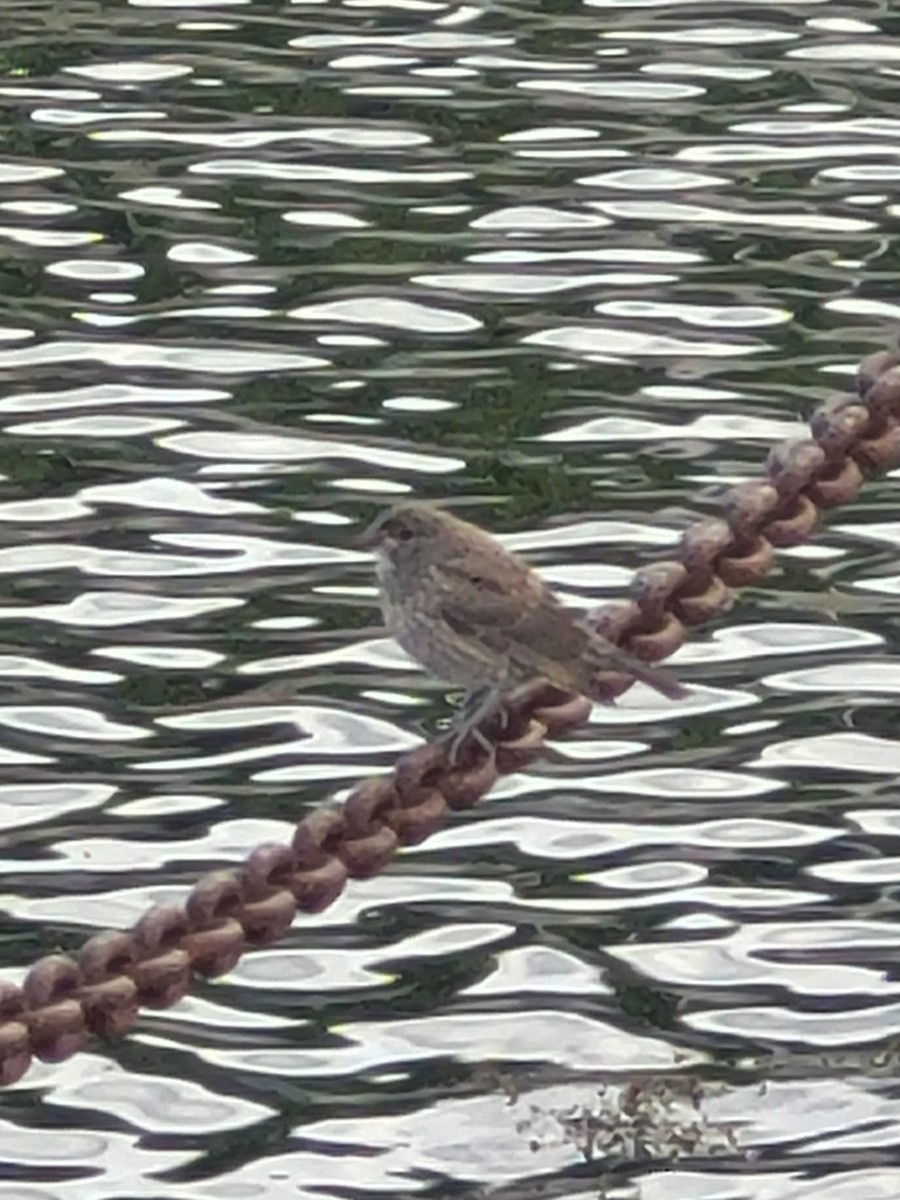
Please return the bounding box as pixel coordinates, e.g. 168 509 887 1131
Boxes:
356 514 385 552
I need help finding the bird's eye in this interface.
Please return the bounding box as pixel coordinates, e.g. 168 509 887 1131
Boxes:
395 526 415 542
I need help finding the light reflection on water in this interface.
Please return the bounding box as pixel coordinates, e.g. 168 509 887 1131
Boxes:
0 0 899 1196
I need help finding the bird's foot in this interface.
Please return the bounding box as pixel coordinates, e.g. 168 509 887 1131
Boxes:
446 685 507 765
447 720 494 765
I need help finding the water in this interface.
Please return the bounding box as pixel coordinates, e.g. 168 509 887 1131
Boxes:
1 0 900 1196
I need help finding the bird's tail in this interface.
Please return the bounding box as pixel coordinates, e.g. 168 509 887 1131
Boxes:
589 642 689 702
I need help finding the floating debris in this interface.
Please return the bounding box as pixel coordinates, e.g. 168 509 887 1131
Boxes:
514 1073 747 1167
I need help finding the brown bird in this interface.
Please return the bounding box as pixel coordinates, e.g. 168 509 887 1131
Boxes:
360 504 687 754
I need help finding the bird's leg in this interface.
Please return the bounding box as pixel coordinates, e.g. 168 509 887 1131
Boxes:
448 684 507 763
463 684 511 728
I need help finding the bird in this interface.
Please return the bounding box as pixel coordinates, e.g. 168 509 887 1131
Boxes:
359 503 687 755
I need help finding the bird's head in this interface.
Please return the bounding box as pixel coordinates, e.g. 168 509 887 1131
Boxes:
358 503 448 566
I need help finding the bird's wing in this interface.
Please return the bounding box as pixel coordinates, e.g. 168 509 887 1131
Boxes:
430 552 586 659
421 551 686 700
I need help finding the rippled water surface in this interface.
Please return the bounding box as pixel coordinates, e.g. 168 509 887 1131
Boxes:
3 0 900 1196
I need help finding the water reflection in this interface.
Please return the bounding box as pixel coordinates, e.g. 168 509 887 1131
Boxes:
1 0 899 1196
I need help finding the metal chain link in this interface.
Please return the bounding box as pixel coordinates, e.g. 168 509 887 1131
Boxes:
2 346 899 1085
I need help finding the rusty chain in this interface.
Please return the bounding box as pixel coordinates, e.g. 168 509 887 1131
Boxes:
1 346 899 1085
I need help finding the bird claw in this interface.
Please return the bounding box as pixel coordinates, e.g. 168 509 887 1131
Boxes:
445 685 508 765
447 722 494 766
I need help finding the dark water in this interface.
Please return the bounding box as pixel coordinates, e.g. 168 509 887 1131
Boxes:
2 0 900 1197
